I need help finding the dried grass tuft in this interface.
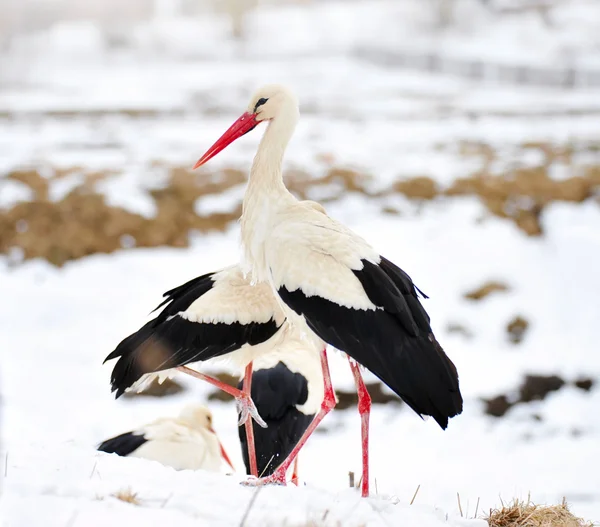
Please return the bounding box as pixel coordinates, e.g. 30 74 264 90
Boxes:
111 487 141 505
486 498 594 527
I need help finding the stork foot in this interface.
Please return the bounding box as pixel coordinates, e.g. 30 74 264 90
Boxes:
241 468 287 488
236 393 267 428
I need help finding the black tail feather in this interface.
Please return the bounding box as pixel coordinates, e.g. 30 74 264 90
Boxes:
238 362 313 477
97 431 147 457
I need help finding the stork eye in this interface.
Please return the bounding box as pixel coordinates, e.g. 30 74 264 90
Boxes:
254 98 268 112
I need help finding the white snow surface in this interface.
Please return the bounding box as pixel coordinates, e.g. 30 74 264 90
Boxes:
2 1 600 525
2 200 600 525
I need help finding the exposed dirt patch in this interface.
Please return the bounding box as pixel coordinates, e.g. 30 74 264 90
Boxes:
445 167 599 236
447 141 600 236
506 316 530 345
334 382 402 410
464 281 510 301
392 176 438 200
519 375 566 403
285 167 373 201
207 372 241 402
2 142 599 266
482 374 595 418
484 395 513 418
0 167 243 266
574 377 595 392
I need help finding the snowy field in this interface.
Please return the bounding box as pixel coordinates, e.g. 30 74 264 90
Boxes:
1 1 600 526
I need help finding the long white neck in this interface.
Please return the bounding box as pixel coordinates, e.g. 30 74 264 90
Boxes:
240 104 298 282
245 108 297 200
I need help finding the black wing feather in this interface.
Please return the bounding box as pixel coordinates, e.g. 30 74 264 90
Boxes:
238 362 313 477
278 257 462 429
97 431 147 457
104 272 281 398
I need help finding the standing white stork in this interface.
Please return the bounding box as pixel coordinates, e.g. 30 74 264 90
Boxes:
192 84 463 496
103 262 324 478
97 404 235 473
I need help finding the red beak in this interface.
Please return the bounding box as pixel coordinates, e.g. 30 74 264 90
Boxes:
210 426 236 471
193 112 259 169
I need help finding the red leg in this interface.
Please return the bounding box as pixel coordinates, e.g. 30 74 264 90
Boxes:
291 457 299 486
242 348 336 487
242 362 258 477
176 366 267 428
349 359 371 498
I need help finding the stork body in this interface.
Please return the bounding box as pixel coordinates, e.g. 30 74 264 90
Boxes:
237 344 324 481
104 262 323 476
193 84 463 496
97 404 234 472
105 265 285 396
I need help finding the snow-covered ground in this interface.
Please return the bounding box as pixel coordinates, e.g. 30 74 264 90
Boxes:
2 1 600 525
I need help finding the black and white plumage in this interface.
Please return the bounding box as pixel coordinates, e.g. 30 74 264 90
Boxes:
195 84 462 429
97 404 235 472
192 84 463 493
103 250 326 481
237 350 323 478
104 265 287 398
278 256 459 429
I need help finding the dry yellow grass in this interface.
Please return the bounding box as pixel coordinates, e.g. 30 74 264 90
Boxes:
486 498 594 527
111 487 141 505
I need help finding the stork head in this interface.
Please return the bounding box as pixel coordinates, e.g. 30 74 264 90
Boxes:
179 404 235 471
246 84 299 122
193 84 298 169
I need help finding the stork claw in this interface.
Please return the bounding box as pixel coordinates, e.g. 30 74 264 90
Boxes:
236 394 267 428
240 468 287 488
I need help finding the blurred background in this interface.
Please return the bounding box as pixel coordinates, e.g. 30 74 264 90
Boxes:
1 0 599 522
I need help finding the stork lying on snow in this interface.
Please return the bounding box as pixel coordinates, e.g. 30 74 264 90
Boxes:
193 84 464 496
103 262 323 478
97 404 235 472
237 344 325 483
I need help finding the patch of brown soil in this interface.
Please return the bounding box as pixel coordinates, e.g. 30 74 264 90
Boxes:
482 373 593 418
334 382 402 410
392 176 438 200
574 377 594 392
2 191 143 265
486 497 593 527
507 316 529 345
7 169 49 200
286 167 373 201
446 165 599 236
484 395 513 418
464 281 510 301
519 375 565 403
0 167 244 266
2 146 599 265
207 372 240 402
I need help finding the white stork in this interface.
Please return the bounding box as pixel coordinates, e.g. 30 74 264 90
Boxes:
192 84 464 497
103 262 324 477
237 344 324 484
97 404 235 472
